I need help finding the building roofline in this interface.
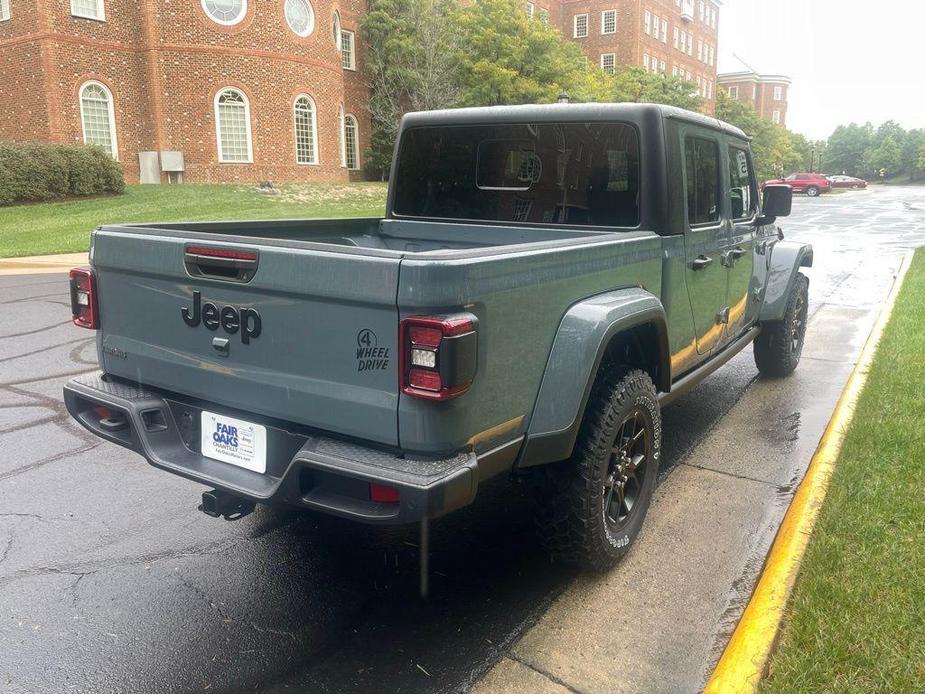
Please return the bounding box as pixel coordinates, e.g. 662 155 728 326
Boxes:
717 71 792 85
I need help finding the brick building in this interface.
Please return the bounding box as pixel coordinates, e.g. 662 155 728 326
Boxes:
0 0 721 183
552 0 720 113
717 71 790 126
0 0 369 183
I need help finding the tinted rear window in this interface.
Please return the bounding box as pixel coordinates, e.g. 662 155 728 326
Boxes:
392 123 640 227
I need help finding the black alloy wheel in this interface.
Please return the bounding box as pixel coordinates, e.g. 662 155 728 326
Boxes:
603 409 650 531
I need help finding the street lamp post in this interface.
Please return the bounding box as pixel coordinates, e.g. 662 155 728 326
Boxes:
810 146 816 173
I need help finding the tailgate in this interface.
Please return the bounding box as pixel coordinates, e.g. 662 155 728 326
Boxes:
92 228 400 446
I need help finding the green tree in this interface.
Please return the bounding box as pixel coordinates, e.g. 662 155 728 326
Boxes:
362 0 462 177
865 135 902 178
603 67 702 111
453 0 590 106
824 123 873 176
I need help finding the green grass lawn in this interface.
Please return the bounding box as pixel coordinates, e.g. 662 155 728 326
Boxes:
0 182 388 258
761 249 925 692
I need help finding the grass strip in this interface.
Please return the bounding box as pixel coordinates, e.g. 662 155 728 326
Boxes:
0 182 387 258
761 249 925 692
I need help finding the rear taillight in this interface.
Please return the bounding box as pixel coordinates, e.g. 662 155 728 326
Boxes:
400 315 478 401
69 268 98 329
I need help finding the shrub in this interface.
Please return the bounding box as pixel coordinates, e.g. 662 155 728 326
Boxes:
0 141 125 206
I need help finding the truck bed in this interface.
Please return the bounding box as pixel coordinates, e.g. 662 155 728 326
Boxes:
121 217 611 255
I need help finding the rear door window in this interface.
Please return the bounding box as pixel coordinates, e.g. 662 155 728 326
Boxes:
684 136 720 225
392 122 640 227
728 146 757 219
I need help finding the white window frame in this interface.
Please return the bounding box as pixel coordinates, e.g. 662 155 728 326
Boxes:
214 88 253 164
600 53 616 74
727 85 738 99
673 26 679 49
643 53 650 71
774 85 783 101
0 0 10 21
643 10 650 35
525 2 534 19
708 45 714 66
332 11 342 50
200 0 246 26
659 59 666 74
538 7 549 24
687 35 693 56
573 13 589 38
601 9 617 35
660 18 667 42
71 0 105 21
284 0 315 37
340 29 355 70
293 94 319 165
79 80 118 159
343 113 360 170
697 38 702 61
772 110 781 124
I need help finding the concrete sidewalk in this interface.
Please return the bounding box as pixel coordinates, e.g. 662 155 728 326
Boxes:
472 252 902 694
0 252 88 275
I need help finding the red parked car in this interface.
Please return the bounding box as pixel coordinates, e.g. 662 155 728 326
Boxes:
827 175 868 189
764 173 831 197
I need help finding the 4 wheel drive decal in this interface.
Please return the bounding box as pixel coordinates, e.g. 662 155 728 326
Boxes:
181 291 262 344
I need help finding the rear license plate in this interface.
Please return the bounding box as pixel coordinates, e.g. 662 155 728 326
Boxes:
200 411 267 474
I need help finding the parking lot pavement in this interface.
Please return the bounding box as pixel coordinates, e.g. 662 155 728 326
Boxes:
1 186 923 694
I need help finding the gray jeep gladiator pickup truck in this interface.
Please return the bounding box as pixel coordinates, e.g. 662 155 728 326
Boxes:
64 104 811 569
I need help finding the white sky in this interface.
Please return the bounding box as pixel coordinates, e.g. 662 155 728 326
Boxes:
717 0 925 140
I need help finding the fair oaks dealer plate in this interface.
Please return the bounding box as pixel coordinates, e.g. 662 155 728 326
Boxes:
200 411 267 474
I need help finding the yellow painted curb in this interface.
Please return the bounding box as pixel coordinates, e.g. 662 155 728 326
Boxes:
703 250 915 694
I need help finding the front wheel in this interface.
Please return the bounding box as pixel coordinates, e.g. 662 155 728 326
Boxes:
806 185 820 197
754 273 809 377
533 368 661 571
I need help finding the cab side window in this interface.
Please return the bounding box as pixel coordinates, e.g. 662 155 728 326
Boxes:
728 146 757 219
685 136 720 225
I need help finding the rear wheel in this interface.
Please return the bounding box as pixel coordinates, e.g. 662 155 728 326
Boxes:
533 368 661 571
754 273 809 377
806 185 820 197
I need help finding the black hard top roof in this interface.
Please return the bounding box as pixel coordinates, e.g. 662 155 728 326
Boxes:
400 102 749 141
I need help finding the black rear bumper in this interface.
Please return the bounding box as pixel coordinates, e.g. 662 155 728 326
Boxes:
64 372 519 524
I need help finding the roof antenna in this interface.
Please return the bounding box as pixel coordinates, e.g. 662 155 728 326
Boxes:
732 53 759 75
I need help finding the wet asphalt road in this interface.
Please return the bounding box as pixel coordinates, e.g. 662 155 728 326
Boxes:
2 186 924 694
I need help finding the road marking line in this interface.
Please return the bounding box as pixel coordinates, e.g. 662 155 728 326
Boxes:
703 249 914 694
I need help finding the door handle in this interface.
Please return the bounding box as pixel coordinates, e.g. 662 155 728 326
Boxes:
692 255 713 270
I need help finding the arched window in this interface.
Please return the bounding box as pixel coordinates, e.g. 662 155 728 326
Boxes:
214 88 253 163
284 0 314 36
79 81 118 159
332 11 342 50
201 0 246 26
343 113 359 170
293 95 318 165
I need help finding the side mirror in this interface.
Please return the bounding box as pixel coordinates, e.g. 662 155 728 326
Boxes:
757 184 792 225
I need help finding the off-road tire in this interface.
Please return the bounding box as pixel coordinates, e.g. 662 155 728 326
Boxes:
754 272 809 377
533 368 661 572
806 185 820 197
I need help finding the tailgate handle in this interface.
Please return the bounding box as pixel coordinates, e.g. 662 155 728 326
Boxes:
185 245 258 283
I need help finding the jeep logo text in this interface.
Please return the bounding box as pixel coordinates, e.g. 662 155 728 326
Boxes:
181 291 262 344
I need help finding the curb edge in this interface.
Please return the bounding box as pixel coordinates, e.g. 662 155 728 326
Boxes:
703 249 916 693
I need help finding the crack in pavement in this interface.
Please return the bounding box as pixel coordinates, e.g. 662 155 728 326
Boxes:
0 440 102 483
0 539 239 587
0 321 73 341
0 367 96 388
0 337 92 365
